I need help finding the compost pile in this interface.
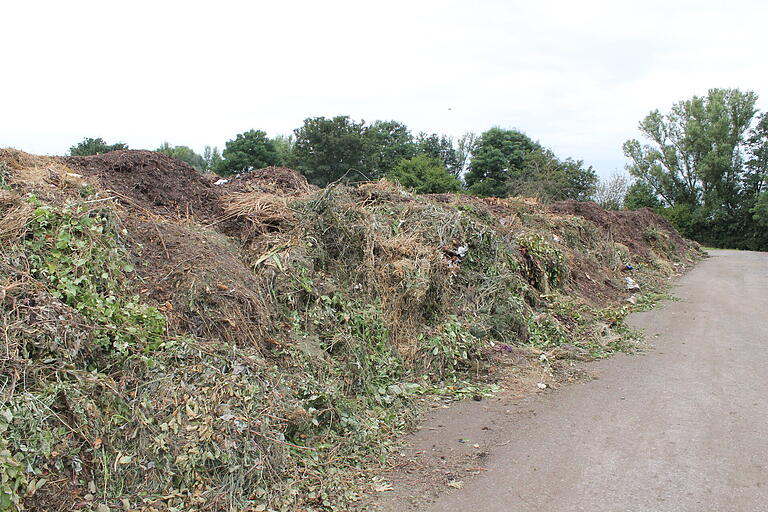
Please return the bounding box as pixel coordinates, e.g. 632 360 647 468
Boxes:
0 149 701 511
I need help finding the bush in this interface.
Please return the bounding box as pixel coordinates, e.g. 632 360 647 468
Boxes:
386 154 461 194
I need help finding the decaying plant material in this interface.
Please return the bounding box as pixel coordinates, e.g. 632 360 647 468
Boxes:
0 149 701 511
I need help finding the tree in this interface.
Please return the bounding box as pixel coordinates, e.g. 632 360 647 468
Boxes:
69 137 128 156
365 121 416 178
203 146 222 172
593 172 630 210
156 143 206 171
751 191 768 227
216 130 278 176
745 112 768 196
623 88 767 249
623 88 757 208
465 128 541 197
455 132 477 178
506 148 597 202
386 154 461 194
415 133 462 177
623 180 662 210
272 134 295 167
292 116 368 186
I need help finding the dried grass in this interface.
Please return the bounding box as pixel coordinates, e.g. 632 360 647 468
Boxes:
222 191 295 234
0 190 32 241
0 148 87 195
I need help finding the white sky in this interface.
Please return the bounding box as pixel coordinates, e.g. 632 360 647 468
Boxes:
3 0 767 177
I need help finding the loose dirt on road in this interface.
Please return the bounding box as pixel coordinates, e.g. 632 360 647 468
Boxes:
370 249 768 512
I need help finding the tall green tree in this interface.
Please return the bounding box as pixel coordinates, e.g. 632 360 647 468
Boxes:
272 134 295 167
623 88 757 208
386 154 461 194
156 143 206 171
455 132 477 178
203 146 222 172
415 133 462 177
216 130 278 176
623 180 662 210
465 128 541 197
507 148 597 202
745 112 768 196
69 137 128 156
365 121 416 178
623 88 767 249
292 116 368 186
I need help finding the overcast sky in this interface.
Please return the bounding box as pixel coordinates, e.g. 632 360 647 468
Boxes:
3 0 767 177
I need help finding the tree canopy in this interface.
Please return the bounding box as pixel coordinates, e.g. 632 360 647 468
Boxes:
156 143 206 171
386 154 461 194
464 128 541 197
624 88 768 249
507 148 597 202
365 120 416 178
415 133 463 177
292 116 369 186
216 130 279 176
69 137 128 156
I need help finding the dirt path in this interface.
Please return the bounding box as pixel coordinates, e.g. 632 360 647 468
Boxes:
371 249 768 511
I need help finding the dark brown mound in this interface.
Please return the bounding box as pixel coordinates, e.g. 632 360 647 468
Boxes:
124 218 276 347
549 200 690 259
63 150 223 221
221 166 313 195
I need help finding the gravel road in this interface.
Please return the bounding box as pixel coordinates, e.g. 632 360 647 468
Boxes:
384 249 768 511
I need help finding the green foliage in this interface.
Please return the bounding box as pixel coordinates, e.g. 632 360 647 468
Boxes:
465 128 540 197
0 421 26 512
751 191 768 227
293 116 369 186
22 201 166 353
386 155 461 194
624 180 662 210
464 129 595 201
420 318 484 380
68 137 128 156
216 129 279 176
623 88 768 249
202 145 222 171
415 132 463 177
365 120 416 177
156 142 206 171
273 134 295 167
517 232 567 288
508 148 597 202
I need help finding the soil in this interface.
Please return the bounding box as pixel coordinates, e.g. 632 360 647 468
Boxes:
63 150 224 222
123 217 276 346
367 249 768 512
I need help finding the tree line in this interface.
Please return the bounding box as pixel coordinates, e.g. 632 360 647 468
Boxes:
68 118 598 202
68 87 768 250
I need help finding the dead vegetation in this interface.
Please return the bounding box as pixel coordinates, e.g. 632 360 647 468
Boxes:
0 149 701 511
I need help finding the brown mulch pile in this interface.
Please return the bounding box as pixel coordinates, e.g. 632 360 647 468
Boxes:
549 200 690 258
63 150 224 221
